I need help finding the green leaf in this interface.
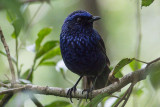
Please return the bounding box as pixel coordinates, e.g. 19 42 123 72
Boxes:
21 69 33 82
0 50 17 64
39 61 56 66
6 5 24 38
38 46 60 65
35 27 52 51
12 19 23 37
102 96 110 106
21 69 29 79
114 70 123 78
35 41 59 59
129 60 141 71
147 61 160 89
11 31 16 38
135 89 143 97
86 93 109 107
142 0 154 7
0 95 5 100
1 0 23 22
45 101 71 107
113 58 134 75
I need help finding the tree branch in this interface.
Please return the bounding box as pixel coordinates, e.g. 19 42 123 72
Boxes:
28 94 43 107
0 27 16 84
0 67 146 99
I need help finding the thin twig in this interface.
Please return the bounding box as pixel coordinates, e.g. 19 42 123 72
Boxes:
0 28 16 84
133 1 143 106
26 59 43 107
121 84 134 107
135 0 142 69
16 37 20 78
25 3 44 31
26 59 36 80
110 95 121 99
0 50 17 65
0 93 13 107
114 84 132 107
0 87 25 95
29 94 44 107
148 57 160 65
133 58 149 64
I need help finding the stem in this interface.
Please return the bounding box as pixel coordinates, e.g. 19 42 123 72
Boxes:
121 84 134 107
29 94 43 107
26 58 36 80
0 50 17 65
25 57 43 107
0 27 16 84
133 1 142 107
16 37 20 78
25 3 44 31
135 0 142 70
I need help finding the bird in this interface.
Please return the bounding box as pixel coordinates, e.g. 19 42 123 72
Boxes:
60 10 111 102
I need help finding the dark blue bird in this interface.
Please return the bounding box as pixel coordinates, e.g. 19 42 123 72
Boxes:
60 10 111 102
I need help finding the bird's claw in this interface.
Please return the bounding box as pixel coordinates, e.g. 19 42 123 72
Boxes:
67 86 77 103
82 88 93 102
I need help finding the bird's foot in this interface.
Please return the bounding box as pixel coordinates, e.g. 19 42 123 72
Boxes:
82 88 93 101
67 85 77 103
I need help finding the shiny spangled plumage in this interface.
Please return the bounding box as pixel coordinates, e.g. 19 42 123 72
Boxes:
60 10 110 101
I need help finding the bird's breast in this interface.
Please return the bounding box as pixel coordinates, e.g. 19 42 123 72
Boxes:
60 33 106 76
60 35 98 62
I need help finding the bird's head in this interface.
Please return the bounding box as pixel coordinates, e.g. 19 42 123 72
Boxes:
63 10 100 30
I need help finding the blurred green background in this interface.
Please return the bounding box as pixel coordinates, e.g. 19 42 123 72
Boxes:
0 0 160 107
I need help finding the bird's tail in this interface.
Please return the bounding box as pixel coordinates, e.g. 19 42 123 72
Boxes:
82 65 111 90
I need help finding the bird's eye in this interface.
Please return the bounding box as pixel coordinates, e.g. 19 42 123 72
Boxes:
76 17 81 22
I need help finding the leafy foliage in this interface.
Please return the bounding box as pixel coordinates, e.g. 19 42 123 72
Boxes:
35 27 52 51
112 58 134 77
21 69 33 82
114 70 123 78
3 0 25 38
86 93 109 107
129 60 141 71
39 61 56 66
38 46 61 66
142 0 154 7
35 40 59 59
135 89 143 97
0 95 5 100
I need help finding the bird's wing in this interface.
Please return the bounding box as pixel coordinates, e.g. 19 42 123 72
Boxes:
97 33 110 66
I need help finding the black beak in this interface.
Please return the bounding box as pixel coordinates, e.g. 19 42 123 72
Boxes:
89 16 101 22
